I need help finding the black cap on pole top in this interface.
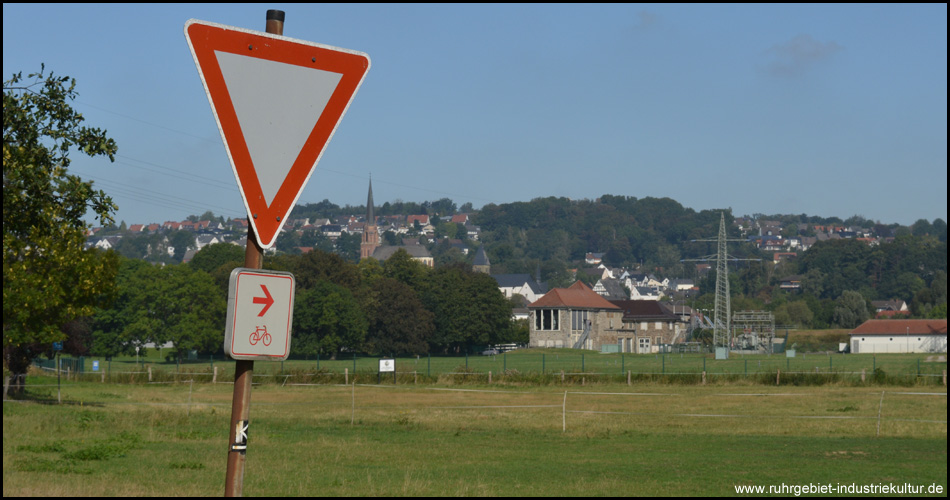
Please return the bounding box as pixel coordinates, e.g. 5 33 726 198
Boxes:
266 10 285 22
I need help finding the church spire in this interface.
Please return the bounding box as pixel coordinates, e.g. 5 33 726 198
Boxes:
361 175 380 260
366 174 375 224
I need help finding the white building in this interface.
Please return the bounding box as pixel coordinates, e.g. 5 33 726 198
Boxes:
849 319 947 354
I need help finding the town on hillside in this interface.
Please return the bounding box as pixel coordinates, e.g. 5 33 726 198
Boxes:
84 189 948 356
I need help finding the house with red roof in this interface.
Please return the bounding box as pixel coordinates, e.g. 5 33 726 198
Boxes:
849 319 947 353
527 281 622 350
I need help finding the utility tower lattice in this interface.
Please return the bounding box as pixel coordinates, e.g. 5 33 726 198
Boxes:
682 212 760 354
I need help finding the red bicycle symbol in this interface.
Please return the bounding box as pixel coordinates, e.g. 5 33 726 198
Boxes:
249 326 272 347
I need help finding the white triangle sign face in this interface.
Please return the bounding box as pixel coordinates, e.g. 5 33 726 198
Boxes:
185 19 370 248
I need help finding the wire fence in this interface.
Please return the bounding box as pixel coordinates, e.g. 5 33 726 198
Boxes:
3 380 946 439
27 351 949 387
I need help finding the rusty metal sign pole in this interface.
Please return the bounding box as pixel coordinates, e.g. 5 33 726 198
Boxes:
224 10 284 497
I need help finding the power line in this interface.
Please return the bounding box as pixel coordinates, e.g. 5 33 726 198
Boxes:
74 99 504 207
72 170 245 220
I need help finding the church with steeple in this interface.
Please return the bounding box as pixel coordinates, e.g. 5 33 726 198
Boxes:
359 177 434 267
360 176 380 259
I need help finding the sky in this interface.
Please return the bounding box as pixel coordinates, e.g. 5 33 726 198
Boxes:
3 4 947 228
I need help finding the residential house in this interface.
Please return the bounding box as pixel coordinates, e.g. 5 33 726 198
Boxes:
585 252 604 265
666 279 695 292
592 278 628 301
629 286 660 301
492 274 548 305
871 300 910 318
319 224 342 240
779 275 802 291
465 223 481 241
610 300 686 353
528 281 623 350
195 234 220 250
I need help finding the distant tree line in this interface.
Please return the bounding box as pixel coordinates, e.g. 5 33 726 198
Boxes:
76 245 520 362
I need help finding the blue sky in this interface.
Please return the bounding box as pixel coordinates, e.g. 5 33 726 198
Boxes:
3 4 947 227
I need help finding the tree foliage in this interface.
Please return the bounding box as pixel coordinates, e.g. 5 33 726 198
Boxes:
3 66 119 387
97 260 226 362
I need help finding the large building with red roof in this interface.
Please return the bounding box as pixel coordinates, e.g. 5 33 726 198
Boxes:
849 319 947 353
527 281 622 350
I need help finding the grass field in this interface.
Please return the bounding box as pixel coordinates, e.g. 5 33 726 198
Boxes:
3 374 946 496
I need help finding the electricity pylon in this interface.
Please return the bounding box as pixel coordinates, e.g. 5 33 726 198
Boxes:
682 212 760 355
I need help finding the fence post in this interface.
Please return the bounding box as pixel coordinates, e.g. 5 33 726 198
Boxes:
148 365 152 382
561 370 564 383
776 369 780 386
428 353 431 378
562 391 567 433
542 354 545 374
702 371 707 385
488 371 492 384
214 366 218 384
943 370 946 386
876 391 885 436
627 370 631 386
582 354 585 372
861 368 866 383
345 368 349 385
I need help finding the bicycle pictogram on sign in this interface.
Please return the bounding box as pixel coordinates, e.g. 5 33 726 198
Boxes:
249 326 272 347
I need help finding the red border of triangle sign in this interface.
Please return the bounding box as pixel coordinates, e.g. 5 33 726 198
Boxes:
184 19 370 248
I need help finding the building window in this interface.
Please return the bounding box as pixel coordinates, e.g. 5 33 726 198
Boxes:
535 309 560 331
571 310 589 331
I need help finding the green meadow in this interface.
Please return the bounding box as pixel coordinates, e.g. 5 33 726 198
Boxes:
3 362 946 496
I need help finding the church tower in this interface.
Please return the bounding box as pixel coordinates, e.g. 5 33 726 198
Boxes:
360 176 380 259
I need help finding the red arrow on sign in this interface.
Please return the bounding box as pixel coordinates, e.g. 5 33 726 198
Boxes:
252 284 274 317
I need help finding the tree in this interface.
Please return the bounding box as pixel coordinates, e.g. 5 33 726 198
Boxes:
423 264 512 353
108 263 226 363
169 229 196 262
189 242 245 275
833 290 869 329
3 67 119 395
363 278 433 355
293 280 367 358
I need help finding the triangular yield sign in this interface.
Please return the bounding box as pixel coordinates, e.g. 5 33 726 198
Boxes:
184 19 370 248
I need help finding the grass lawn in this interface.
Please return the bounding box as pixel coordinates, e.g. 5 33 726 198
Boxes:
3 379 946 496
